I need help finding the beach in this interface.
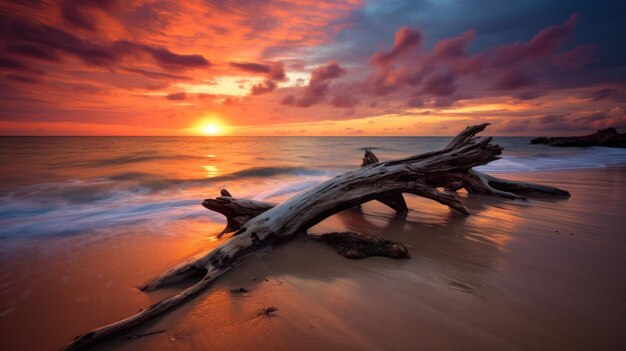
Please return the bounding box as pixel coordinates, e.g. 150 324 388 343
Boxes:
1 137 626 350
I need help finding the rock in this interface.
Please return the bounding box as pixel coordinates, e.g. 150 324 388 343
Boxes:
530 128 626 148
316 232 409 259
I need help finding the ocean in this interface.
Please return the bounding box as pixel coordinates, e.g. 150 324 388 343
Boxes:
2 136 626 239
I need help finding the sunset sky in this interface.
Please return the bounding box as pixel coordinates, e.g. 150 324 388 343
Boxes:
1 0 624 136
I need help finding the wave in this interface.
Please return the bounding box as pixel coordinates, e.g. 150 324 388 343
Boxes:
2 145 626 239
478 146 626 172
0 166 335 238
0 198 208 238
51 153 210 168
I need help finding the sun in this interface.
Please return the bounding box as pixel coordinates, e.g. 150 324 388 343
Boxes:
191 116 229 136
201 123 220 135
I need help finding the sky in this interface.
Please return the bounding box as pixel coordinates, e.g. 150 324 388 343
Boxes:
0 0 625 136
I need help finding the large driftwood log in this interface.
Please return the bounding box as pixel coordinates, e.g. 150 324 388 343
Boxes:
64 123 569 350
209 151 408 239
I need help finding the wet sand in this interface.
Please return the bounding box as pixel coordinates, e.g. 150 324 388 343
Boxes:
1 166 626 350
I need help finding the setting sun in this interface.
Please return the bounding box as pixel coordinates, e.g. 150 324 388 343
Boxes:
201 124 219 135
189 117 230 136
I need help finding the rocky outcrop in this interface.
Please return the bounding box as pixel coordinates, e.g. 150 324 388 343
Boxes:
531 128 626 148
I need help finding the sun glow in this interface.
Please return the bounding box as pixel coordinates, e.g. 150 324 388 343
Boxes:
202 124 220 135
190 116 230 136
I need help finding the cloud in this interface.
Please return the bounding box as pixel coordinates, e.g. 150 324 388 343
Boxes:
0 55 45 74
492 13 577 66
117 41 210 70
251 80 277 95
492 69 535 90
371 26 421 66
230 62 272 74
5 43 60 61
231 61 286 95
123 68 191 81
0 0 621 136
1 16 210 70
583 89 616 102
516 91 545 100
332 94 359 108
575 107 626 130
280 95 295 106
550 45 595 70
5 73 40 83
433 30 475 60
60 0 120 31
422 72 456 96
166 92 186 100
287 61 346 107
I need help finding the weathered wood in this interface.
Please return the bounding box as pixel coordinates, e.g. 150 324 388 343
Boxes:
361 149 409 213
455 169 570 199
207 150 411 239
63 123 569 350
203 192 276 238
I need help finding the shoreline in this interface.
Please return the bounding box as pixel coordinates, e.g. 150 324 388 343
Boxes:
1 165 626 350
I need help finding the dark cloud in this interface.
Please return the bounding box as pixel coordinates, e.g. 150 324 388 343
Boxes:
407 97 424 107
0 16 210 70
422 72 456 96
231 61 286 95
280 94 295 106
61 0 120 31
124 68 191 80
5 43 60 61
331 94 359 108
5 73 40 83
310 61 346 82
166 92 186 100
492 69 535 90
516 91 545 100
251 80 277 95
119 41 210 70
0 55 45 74
550 45 595 70
583 88 615 102
230 62 272 74
539 113 569 124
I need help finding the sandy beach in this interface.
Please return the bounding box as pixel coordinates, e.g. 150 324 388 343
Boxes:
1 165 625 350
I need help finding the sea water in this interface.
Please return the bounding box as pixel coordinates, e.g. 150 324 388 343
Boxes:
2 136 626 239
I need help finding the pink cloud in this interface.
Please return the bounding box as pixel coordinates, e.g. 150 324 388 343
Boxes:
492 13 577 66
371 27 421 66
492 69 535 90
550 44 595 70
433 30 475 60
284 61 347 107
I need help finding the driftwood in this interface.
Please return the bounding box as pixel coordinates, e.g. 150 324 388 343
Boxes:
63 123 570 350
